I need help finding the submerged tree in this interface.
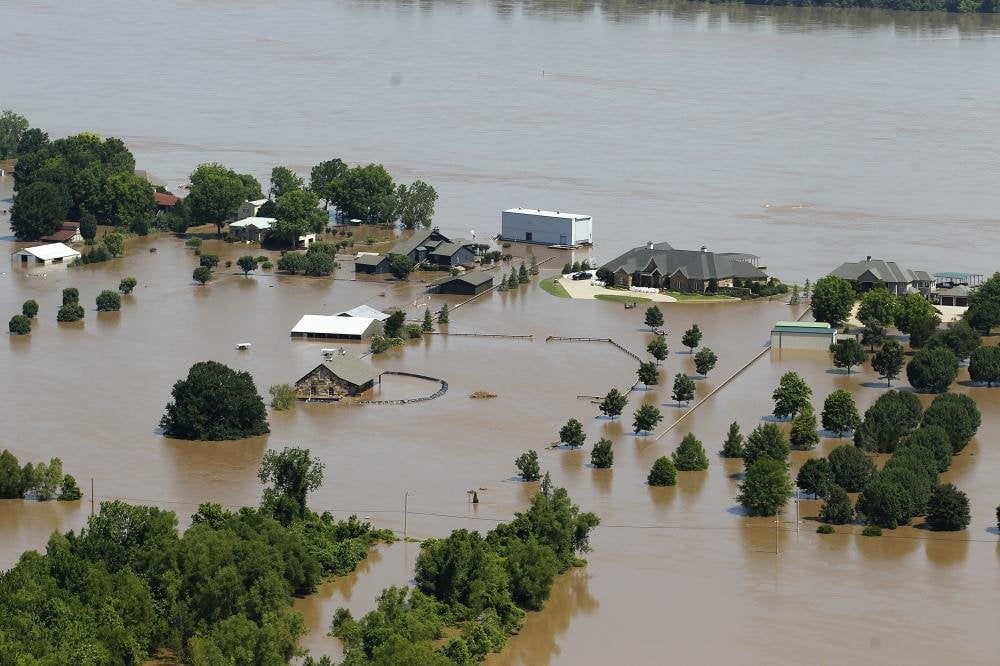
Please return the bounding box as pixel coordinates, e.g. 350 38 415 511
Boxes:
693 348 717 377
830 338 867 375
796 458 832 499
820 389 861 437
647 457 677 487
644 306 663 330
590 439 614 469
738 458 792 517
819 484 854 525
258 446 324 524
720 422 744 458
647 335 669 365
515 450 541 482
671 373 695 407
632 404 663 435
681 324 702 353
637 361 659 388
159 361 269 440
789 406 819 451
599 388 628 420
872 339 905 387
558 418 586 448
925 483 970 531
672 433 709 471
772 371 812 420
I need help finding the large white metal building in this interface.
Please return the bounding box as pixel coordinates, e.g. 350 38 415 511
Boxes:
500 208 592 246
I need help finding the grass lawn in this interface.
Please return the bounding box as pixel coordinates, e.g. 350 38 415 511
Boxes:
661 291 736 302
595 293 650 303
540 276 570 298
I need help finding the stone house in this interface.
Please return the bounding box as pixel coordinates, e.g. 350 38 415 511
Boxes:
294 352 380 400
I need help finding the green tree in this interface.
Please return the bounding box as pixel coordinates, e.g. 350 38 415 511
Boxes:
269 166 304 199
304 253 335 277
258 447 324 523
644 306 664 329
80 209 97 240
118 277 137 294
58 474 82 501
590 439 614 469
517 263 529 284
895 293 937 334
921 392 981 453
647 457 677 486
333 163 397 224
103 231 126 257
236 255 258 276
907 311 942 348
277 252 307 274
898 426 953 473
187 163 249 235
671 373 695 406
10 180 66 240
384 310 406 338
789 284 800 305
159 360 269 440
193 265 212 285
309 158 347 209
906 346 959 393
100 172 154 229
854 390 923 453
925 484 970 531
0 450 24 498
56 303 84 322
681 324 702 353
599 388 627 419
743 423 789 466
0 109 29 158
421 308 434 333
965 271 1000 334
389 254 414 280
811 276 855 326
821 389 861 436
772 371 812 420
860 318 886 351
21 299 38 318
395 180 438 229
926 320 981 361
515 450 541 482
721 422 744 458
828 444 875 492
796 458 832 498
646 335 668 365
437 303 449 324
857 287 898 327
856 473 910 529
632 404 663 434
269 384 297 411
694 347 717 377
272 189 327 247
558 418 586 448
738 458 792 516
95 290 121 312
872 339 905 386
969 344 1000 387
15 126 48 155
530 255 539 276
8 314 30 335
672 433 709 471
637 361 659 388
830 338 868 374
819 484 854 524
789 406 819 450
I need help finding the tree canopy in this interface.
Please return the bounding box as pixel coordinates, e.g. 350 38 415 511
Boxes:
681 324 702 353
925 320 981 360
672 433 709 471
0 109 29 158
647 457 677 486
830 338 867 374
599 388 627 419
872 339 905 386
925 483 971 531
738 458 792 516
694 347 717 377
856 287 898 327
772 371 812 420
854 389 922 453
921 392 981 454
632 404 663 434
810 276 855 326
187 163 260 234
828 444 875 492
333 163 397 224
558 418 586 448
743 423 789 467
159 361 269 440
721 422 745 458
796 457 832 499
9 181 66 240
821 389 861 437
906 346 959 393
643 306 663 329
965 271 1000 334
671 373 695 406
396 180 438 229
969 344 1000 387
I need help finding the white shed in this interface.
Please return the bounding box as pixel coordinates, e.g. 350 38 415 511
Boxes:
770 321 837 350
290 315 383 340
12 242 81 265
500 208 593 246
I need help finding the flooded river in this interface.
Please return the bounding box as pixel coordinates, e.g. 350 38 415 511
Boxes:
2 1 1000 664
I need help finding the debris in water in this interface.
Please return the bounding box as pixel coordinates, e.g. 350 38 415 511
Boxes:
469 390 497 399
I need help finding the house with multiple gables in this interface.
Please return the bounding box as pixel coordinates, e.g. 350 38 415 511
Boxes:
354 228 477 275
40 221 83 244
827 258 932 295
601 241 766 293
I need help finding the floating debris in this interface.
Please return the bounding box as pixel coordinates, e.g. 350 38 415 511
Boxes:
469 390 497 399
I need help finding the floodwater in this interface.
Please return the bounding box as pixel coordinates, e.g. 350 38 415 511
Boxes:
2 1 1000 664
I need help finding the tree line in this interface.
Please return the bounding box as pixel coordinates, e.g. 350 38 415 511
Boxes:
0 450 81 501
0 447 392 663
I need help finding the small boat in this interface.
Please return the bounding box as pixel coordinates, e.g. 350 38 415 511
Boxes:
236 342 252 351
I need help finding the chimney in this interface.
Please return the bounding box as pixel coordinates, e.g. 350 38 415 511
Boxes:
866 255 871 262
701 245 707 253
646 241 654 250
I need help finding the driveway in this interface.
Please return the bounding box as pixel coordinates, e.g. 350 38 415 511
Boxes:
556 277 678 302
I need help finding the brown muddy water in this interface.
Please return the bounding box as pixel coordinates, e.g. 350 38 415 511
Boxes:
3 0 1000 663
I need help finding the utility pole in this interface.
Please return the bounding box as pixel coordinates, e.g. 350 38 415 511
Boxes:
90 478 95 516
403 492 410 538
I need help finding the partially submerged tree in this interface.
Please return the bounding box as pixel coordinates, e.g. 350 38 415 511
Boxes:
258 446 324 524
632 404 663 435
515 450 541 482
830 338 867 375
789 406 819 451
820 389 861 437
637 361 659 388
828 444 875 492
599 388 628 420
590 439 614 469
921 393 981 454
681 324 702 353
872 339 905 387
743 423 789 467
646 335 669 365
558 418 586 448
237 255 259 276
969 344 1000 387
118 277 137 295
796 458 832 499
810 276 855 327
672 433 709 471
819 484 854 525
694 348 717 377
671 373 696 407
925 483 971 531
906 346 959 393
721 422 744 458
738 458 792 516
772 371 812 420
647 457 677 487
644 306 663 330
95 290 121 312
159 361 269 440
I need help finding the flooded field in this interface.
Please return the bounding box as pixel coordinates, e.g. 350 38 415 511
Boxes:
3 166 998 663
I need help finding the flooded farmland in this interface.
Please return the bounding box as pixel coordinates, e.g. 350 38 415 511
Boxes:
3 0 1000 663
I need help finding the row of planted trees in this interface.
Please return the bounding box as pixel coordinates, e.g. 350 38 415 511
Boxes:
8 279 137 334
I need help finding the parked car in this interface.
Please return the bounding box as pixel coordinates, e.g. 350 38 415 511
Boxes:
571 271 593 281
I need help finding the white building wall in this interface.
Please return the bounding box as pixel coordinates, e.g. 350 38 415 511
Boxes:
770 331 836 350
501 210 592 245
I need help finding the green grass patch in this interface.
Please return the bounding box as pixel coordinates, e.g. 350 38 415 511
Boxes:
661 291 737 302
540 276 570 298
595 293 650 303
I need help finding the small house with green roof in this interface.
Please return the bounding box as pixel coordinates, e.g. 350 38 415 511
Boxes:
770 321 836 350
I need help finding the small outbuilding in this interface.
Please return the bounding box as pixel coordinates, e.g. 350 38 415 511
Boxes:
430 271 494 296
770 321 837 350
237 199 269 220
40 221 83 244
13 242 81 265
295 352 380 400
291 314 383 340
354 253 392 275
501 208 593 246
229 217 276 243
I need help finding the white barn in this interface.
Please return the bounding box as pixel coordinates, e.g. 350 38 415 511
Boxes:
500 208 593 246
290 315 383 340
13 243 81 266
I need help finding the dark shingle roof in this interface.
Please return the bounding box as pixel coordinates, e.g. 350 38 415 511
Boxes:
354 254 388 266
429 242 472 258
829 260 927 285
602 243 766 281
297 354 380 387
390 229 450 259
434 271 494 288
